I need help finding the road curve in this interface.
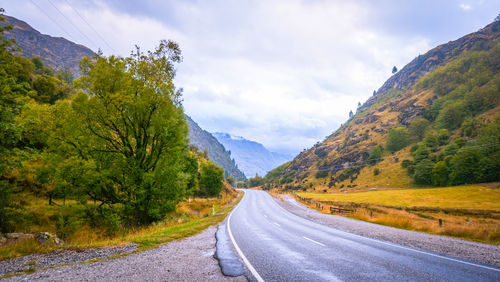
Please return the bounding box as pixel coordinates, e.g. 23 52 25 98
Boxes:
227 189 500 281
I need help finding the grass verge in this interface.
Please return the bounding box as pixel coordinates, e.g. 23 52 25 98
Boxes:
294 184 500 244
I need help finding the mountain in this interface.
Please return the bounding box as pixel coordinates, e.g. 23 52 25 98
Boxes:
271 20 500 191
1 15 94 75
186 117 246 181
2 14 245 181
213 132 293 178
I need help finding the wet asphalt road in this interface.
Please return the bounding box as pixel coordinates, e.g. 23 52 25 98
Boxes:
227 190 500 281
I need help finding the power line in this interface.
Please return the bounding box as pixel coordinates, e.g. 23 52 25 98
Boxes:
63 0 116 54
46 0 100 51
29 0 76 43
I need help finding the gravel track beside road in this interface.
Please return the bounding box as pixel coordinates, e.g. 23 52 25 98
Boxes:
275 194 500 267
2 226 247 281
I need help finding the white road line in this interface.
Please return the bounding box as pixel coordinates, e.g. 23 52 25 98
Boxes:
274 222 281 227
227 193 265 282
303 236 326 247
270 192 500 273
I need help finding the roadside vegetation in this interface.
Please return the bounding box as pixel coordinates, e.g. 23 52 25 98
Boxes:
295 184 500 244
0 10 236 260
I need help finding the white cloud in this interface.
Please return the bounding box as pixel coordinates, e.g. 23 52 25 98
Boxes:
460 4 472 11
8 0 498 155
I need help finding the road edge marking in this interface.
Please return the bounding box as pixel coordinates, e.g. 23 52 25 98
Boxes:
303 236 326 247
270 192 500 273
227 191 265 282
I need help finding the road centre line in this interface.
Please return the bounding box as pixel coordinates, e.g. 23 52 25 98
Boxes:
303 236 326 247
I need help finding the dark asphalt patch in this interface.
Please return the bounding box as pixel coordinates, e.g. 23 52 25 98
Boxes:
214 223 246 277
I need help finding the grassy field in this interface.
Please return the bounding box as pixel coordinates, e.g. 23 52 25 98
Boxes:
295 184 500 244
298 184 500 210
0 189 242 261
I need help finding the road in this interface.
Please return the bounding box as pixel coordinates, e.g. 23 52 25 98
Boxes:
227 189 500 281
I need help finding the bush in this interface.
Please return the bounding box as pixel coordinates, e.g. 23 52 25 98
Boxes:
368 145 383 165
413 159 434 185
409 118 430 141
315 170 329 178
199 162 224 197
386 127 410 152
432 161 449 186
373 168 380 176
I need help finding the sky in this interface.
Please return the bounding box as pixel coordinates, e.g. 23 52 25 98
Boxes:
2 0 500 155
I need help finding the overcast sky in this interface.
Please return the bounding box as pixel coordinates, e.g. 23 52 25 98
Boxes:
2 0 500 154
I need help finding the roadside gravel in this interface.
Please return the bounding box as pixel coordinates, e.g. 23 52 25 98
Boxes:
275 195 500 267
2 226 247 281
0 243 137 277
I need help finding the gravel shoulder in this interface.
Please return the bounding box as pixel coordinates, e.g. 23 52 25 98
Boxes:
274 194 500 267
2 226 247 281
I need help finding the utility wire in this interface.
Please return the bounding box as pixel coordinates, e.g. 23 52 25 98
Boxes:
46 0 100 51
29 0 76 43
63 0 116 54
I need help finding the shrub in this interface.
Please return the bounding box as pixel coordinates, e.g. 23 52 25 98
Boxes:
373 168 380 176
368 145 383 165
432 161 449 186
409 118 430 141
386 127 410 152
413 159 434 185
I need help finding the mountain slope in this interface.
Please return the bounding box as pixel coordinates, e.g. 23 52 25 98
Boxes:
273 20 500 191
186 117 246 181
1 15 94 75
213 132 292 178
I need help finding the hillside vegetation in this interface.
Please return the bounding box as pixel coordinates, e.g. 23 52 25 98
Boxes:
0 11 232 254
186 117 246 181
264 19 500 192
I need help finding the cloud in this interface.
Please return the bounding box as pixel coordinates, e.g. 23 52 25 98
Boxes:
4 0 500 155
460 4 472 11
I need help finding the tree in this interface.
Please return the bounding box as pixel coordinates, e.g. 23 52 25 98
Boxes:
392 66 398 74
199 161 224 197
386 127 409 152
349 110 353 119
413 159 434 185
373 90 377 96
495 13 500 22
47 40 188 225
408 118 430 141
368 145 383 165
432 161 449 186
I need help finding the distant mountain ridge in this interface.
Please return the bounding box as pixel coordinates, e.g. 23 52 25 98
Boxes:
272 19 500 191
186 117 246 181
2 14 245 181
213 132 292 178
1 14 94 75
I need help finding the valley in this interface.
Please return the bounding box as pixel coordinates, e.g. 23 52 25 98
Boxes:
1 3 500 282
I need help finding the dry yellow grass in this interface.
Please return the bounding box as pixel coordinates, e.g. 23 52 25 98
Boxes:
0 189 243 260
298 184 500 210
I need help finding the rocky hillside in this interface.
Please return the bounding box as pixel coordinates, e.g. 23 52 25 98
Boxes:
213 132 292 178
1 15 94 75
273 20 500 192
186 117 246 181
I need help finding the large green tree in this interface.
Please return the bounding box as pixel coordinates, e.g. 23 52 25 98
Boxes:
45 40 189 225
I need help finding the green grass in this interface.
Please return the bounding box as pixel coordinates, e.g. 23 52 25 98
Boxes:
298 184 500 210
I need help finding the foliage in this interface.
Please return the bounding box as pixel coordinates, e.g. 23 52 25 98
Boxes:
413 159 434 185
367 145 383 165
41 40 188 225
386 127 410 152
408 117 430 141
199 161 224 197
373 168 380 176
